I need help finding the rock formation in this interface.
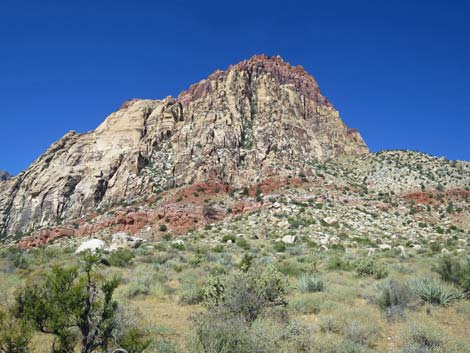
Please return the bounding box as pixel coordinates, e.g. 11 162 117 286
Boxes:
0 170 11 181
0 54 368 238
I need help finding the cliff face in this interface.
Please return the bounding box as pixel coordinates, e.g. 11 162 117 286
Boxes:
0 55 368 237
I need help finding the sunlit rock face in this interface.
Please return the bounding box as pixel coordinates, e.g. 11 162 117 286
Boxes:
0 54 368 237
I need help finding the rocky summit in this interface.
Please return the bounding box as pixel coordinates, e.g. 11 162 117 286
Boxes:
0 55 368 240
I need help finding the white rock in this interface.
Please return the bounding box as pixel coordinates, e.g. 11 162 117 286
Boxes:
319 237 329 245
378 244 392 251
394 245 406 254
110 232 144 250
172 239 184 245
76 239 106 254
323 217 338 225
281 235 297 244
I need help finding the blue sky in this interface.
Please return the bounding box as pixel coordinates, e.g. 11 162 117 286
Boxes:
1 0 469 175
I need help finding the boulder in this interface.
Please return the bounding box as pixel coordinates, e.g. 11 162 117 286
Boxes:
281 235 297 244
75 239 106 254
323 217 338 225
110 232 144 251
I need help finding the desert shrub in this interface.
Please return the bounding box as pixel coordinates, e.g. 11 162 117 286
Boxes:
238 253 254 272
189 309 252 353
119 328 152 353
297 273 326 293
391 263 415 274
408 277 464 305
401 322 446 352
179 284 205 305
326 255 352 271
108 249 135 267
289 293 328 314
121 266 166 299
236 238 250 250
202 266 289 323
355 257 389 279
221 234 236 243
273 242 286 252
0 309 31 353
1 248 32 272
342 319 381 347
318 305 382 348
149 339 177 353
249 319 313 353
276 259 305 276
312 334 377 353
433 255 470 295
319 315 341 333
433 255 461 284
190 307 312 353
375 279 413 317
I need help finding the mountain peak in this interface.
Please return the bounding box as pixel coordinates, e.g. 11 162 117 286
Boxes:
178 54 330 107
0 56 368 239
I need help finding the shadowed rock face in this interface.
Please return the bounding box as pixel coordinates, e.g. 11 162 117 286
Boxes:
0 54 368 237
0 171 11 181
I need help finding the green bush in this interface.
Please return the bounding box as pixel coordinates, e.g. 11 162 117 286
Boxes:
202 266 289 323
189 310 252 353
221 234 236 243
0 309 31 353
119 328 151 353
408 277 464 306
326 255 352 271
433 255 470 295
272 242 286 252
108 249 135 267
296 273 326 293
355 257 389 279
238 253 254 272
13 252 149 353
236 238 250 250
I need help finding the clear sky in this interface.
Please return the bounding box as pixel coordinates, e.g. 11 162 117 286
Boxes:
1 0 469 175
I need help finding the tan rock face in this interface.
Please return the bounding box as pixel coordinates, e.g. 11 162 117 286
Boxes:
0 54 368 237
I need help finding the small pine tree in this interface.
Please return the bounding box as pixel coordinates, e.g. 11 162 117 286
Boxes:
14 251 149 353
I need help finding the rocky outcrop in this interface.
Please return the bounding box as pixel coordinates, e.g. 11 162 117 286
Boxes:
0 54 368 238
0 170 11 181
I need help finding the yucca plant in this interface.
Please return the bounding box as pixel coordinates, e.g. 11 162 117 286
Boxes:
408 277 464 306
297 274 326 293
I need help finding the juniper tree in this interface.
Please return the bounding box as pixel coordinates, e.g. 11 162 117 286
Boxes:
14 251 149 353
